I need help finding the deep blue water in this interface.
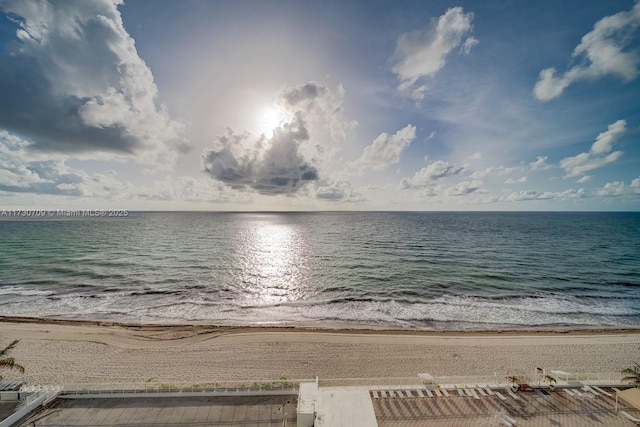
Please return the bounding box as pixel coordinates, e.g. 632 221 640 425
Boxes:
1 211 639 330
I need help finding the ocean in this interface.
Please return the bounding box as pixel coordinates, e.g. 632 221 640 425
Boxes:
0 211 639 330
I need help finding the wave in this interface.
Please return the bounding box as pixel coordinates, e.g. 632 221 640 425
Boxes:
2 211 639 329
1 287 638 329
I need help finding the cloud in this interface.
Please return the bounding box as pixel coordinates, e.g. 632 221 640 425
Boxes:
577 175 592 184
534 2 640 100
352 124 416 171
0 132 47 190
632 176 640 192
400 160 464 188
506 188 586 202
594 181 625 197
200 81 358 197
0 0 186 162
277 81 357 171
392 7 476 101
280 82 329 106
504 176 527 184
559 119 627 177
135 176 247 204
202 115 318 195
460 37 479 55
0 131 139 197
0 132 80 195
528 156 552 171
417 185 441 198
470 165 517 179
316 185 346 201
446 180 483 196
0 131 248 204
315 180 364 202
560 151 623 178
590 119 628 154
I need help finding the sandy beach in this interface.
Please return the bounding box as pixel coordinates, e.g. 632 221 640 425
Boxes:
1 317 639 385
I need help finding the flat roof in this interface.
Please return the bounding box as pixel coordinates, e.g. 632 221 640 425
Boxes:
370 386 639 426
8 384 640 426
315 387 378 427
16 395 298 426
0 401 20 422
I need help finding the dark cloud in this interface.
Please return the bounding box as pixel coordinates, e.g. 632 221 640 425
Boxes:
0 0 185 158
0 60 139 153
202 116 318 195
315 180 365 203
281 81 329 107
316 186 345 200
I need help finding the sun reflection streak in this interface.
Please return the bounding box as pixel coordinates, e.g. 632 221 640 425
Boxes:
238 218 308 306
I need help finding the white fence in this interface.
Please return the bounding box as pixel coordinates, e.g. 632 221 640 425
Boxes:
0 386 62 427
317 372 627 388
8 372 631 401
61 379 315 396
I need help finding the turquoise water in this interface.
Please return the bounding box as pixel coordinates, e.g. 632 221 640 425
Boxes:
1 212 639 329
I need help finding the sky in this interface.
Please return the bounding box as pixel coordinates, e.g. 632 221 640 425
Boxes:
0 0 639 211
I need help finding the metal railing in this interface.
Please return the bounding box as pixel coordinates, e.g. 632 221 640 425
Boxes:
18 371 630 398
19 385 63 406
318 372 627 389
61 379 314 395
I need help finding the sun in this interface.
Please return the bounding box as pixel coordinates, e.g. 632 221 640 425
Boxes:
259 106 289 138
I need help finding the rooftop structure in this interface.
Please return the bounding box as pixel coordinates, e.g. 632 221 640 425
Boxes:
1 373 639 426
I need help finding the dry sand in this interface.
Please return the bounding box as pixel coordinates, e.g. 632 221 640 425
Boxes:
1 317 639 385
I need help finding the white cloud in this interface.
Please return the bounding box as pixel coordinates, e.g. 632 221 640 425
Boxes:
506 188 586 202
534 2 640 100
504 176 527 184
594 181 625 197
529 156 551 171
561 151 623 177
460 36 479 55
200 82 354 197
400 160 464 188
0 0 187 165
0 131 139 198
470 165 518 179
417 185 441 198
632 176 640 192
559 119 627 177
352 124 416 171
577 175 592 184
591 119 628 154
446 180 483 196
277 82 356 172
200 81 358 196
0 131 244 204
392 7 476 101
0 132 48 189
135 176 245 204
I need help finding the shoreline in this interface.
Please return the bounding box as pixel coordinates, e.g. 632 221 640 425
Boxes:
3 315 640 336
2 316 640 385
